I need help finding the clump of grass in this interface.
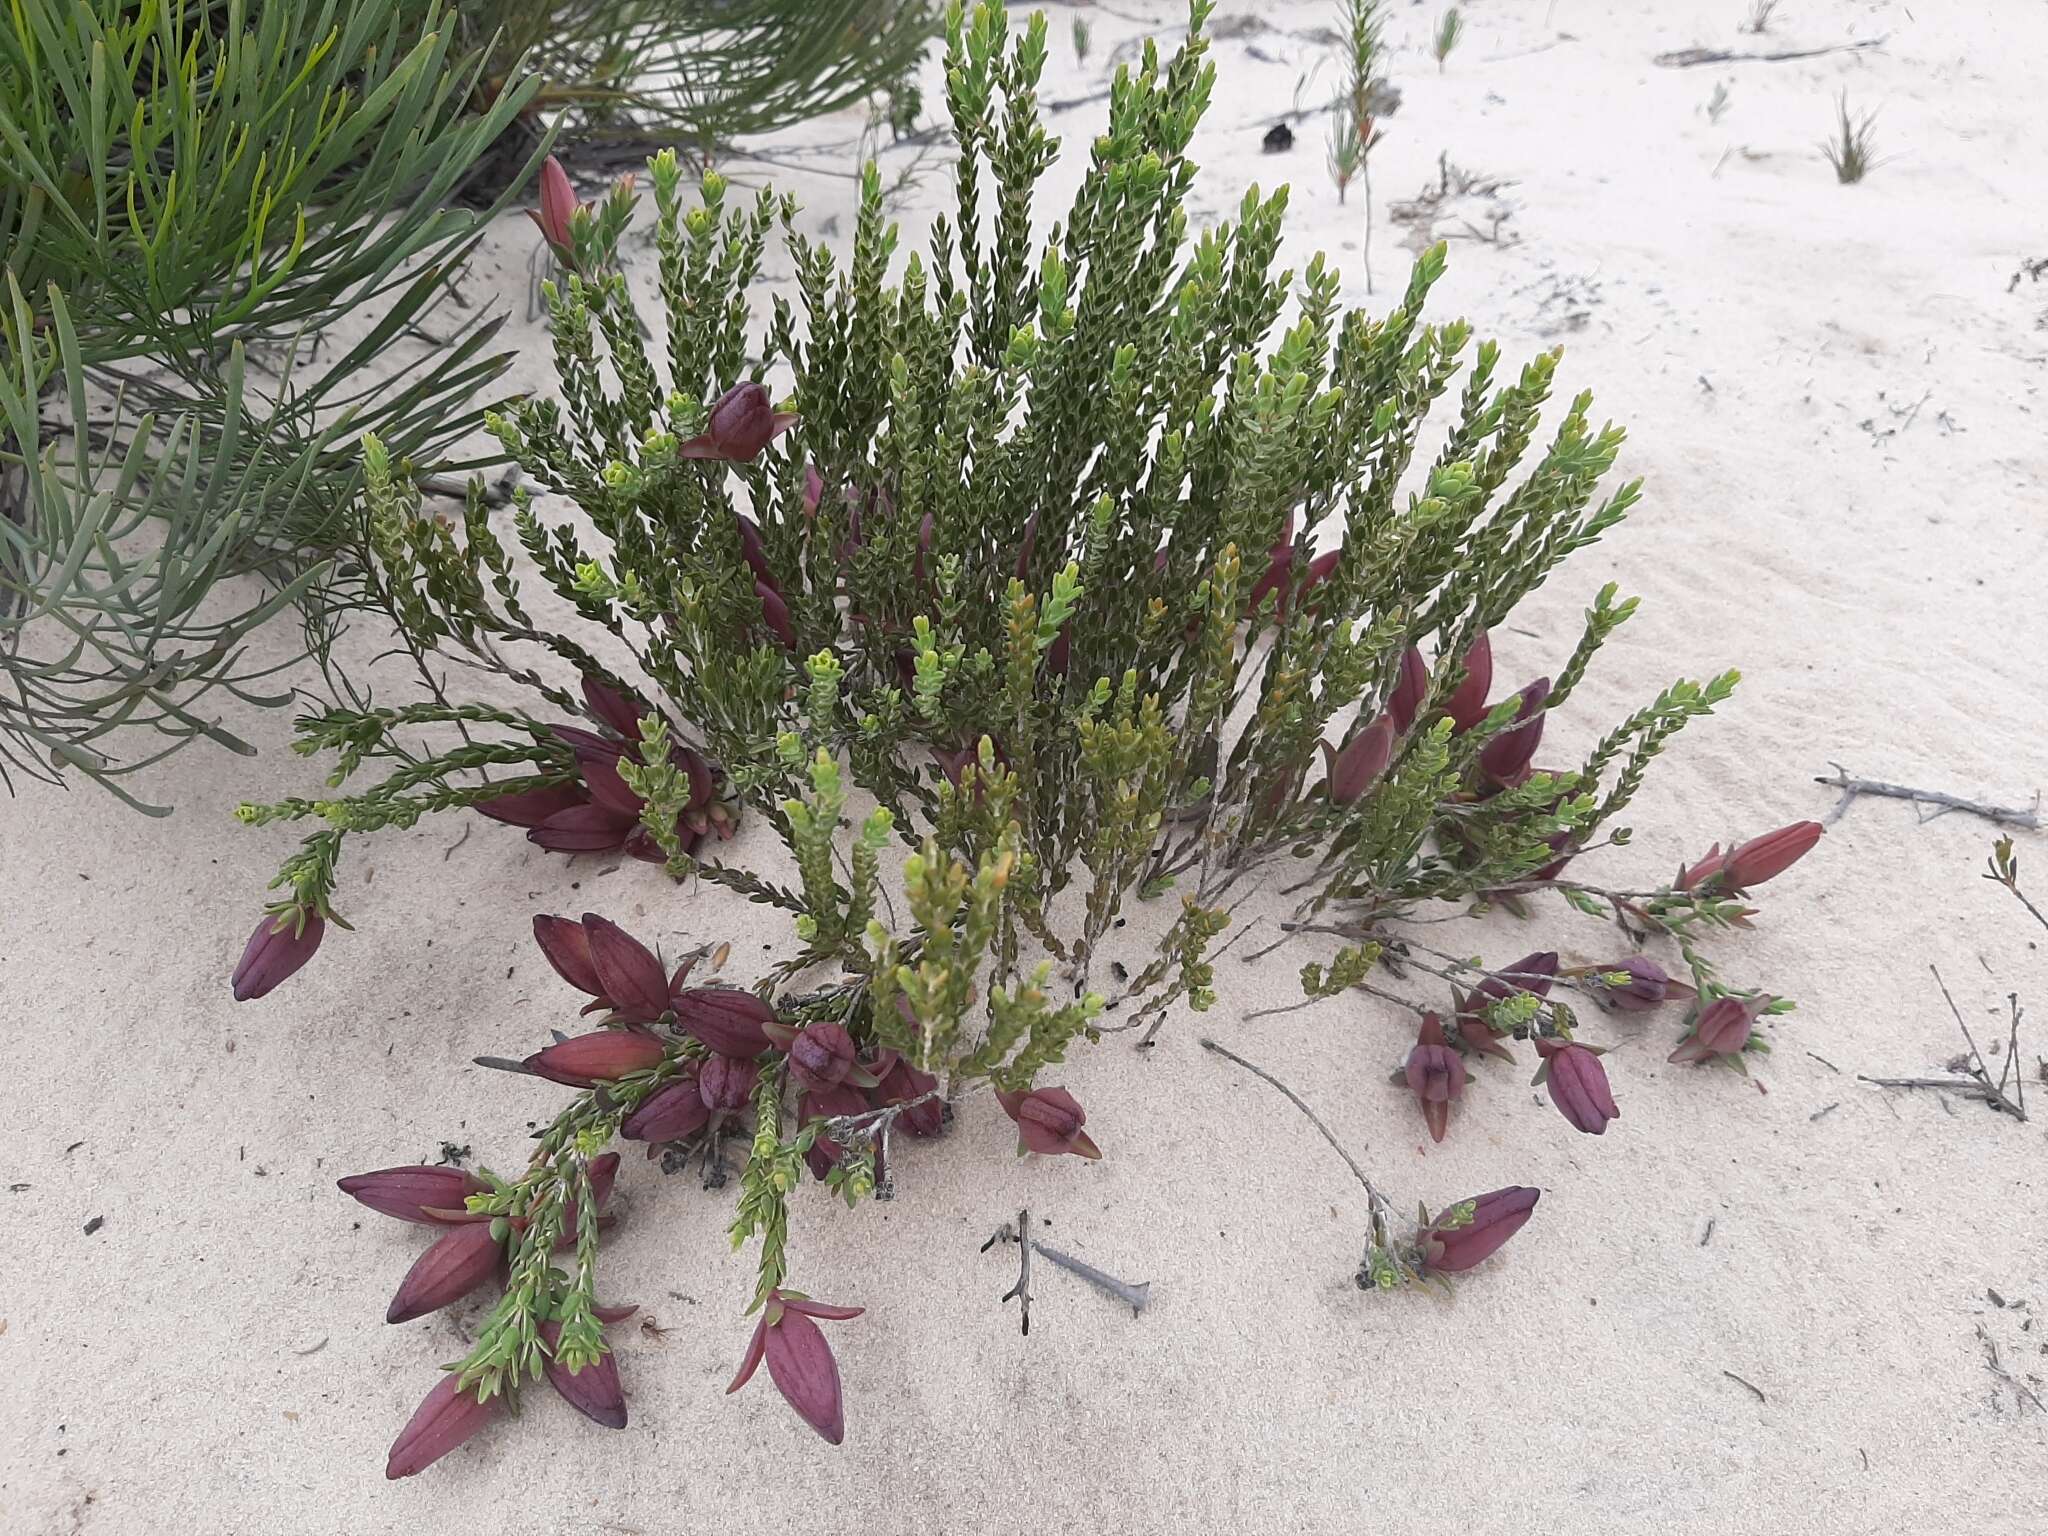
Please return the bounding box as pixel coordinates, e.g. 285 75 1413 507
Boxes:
1071 15 1090 64
1743 0 1781 35
1433 8 1462 70
1821 91 1881 183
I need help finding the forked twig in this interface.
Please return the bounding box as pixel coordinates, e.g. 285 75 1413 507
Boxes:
1816 764 2041 830
1857 967 2027 1121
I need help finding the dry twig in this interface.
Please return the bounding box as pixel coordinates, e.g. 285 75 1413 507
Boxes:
1857 967 2027 1121
1817 764 2041 830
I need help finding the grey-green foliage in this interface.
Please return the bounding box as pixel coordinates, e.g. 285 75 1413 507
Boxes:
249 0 1731 1017
0 0 548 811
440 0 939 158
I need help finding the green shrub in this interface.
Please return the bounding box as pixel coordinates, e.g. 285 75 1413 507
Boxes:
245 0 1814 1469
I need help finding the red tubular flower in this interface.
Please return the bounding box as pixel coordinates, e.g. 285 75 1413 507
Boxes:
1389 646 1428 733
386 1221 503 1324
800 1085 872 1180
676 987 777 1058
727 1291 864 1444
873 1055 943 1137
1442 631 1494 731
583 915 671 1021
337 1165 488 1226
994 1086 1101 1159
1668 995 1772 1065
1587 955 1696 1013
528 802 641 853
475 781 590 828
580 675 650 740
1247 514 1296 615
1403 1012 1467 1143
698 1054 760 1113
386 1372 496 1479
538 1319 628 1429
620 1073 709 1143
677 382 798 462
1453 950 1559 1061
1533 1037 1618 1135
1477 676 1550 788
230 909 325 1001
1720 821 1823 889
1321 716 1394 805
754 577 796 648
785 1021 871 1094
528 154 578 265
1676 843 1725 891
1420 1186 1540 1274
524 1029 667 1087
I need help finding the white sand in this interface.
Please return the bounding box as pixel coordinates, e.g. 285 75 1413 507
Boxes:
4 2 2046 1530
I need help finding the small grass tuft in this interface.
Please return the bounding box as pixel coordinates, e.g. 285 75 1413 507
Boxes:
1821 92 1881 184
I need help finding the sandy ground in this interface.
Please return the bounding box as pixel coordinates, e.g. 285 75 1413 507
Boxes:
4 1 2046 1531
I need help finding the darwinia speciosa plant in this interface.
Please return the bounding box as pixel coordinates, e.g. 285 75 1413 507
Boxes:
233 2 1825 1473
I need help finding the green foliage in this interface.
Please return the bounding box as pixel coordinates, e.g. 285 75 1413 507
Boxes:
251 0 1738 1037
0 0 545 809
442 0 938 159
1432 8 1462 71
245 10 1766 1348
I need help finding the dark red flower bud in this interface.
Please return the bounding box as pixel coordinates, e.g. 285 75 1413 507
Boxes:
583 914 671 1021
1669 995 1771 1065
538 1319 627 1429
1533 1037 1618 1135
1477 676 1550 788
1247 513 1296 616
874 1057 943 1137
580 675 649 740
532 914 605 998
524 1029 666 1087
563 739 645 818
1442 631 1494 732
475 781 590 828
800 1085 873 1180
994 1086 1100 1159
337 1165 489 1226
677 382 798 462
1421 1186 1540 1274
231 909 325 1001
386 1372 496 1479
620 1074 710 1142
1720 821 1823 889
1389 646 1428 733
527 154 578 265
1300 548 1341 597
736 515 774 586
676 987 777 1058
1403 1012 1467 1144
386 1221 502 1324
528 802 638 853
754 577 796 648
1321 716 1394 805
727 1291 863 1445
698 1053 760 1113
1588 955 1696 1013
787 1021 863 1094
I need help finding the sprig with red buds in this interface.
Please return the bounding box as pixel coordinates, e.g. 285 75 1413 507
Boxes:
527 154 639 275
